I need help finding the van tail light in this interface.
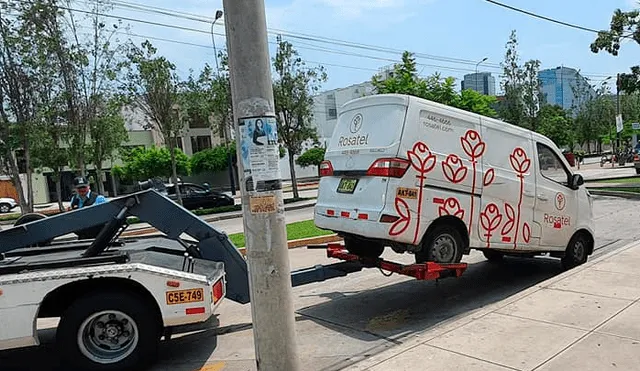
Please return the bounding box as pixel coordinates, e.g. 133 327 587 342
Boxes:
635 154 639 161
319 160 334 177
367 158 411 178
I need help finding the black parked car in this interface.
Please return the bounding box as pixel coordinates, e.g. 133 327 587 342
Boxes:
165 183 235 210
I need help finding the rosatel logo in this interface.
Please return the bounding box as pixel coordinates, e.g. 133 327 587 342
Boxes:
339 113 368 147
350 113 363 133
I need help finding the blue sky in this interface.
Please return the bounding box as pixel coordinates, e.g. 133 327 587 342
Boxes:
86 0 640 93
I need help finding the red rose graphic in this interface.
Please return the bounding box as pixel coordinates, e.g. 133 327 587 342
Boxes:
389 197 411 236
460 130 486 161
523 223 531 243
438 197 465 219
501 203 515 236
509 147 531 175
481 203 503 234
483 168 495 186
407 142 437 175
442 154 468 184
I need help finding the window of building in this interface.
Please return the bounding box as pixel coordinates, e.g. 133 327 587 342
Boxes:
536 143 570 186
175 137 184 151
326 93 337 120
191 135 212 153
188 117 209 129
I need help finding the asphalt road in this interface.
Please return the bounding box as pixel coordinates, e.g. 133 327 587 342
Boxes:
0 195 638 371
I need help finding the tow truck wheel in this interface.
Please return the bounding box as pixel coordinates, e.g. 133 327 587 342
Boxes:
57 291 160 371
417 225 464 264
344 236 384 258
561 233 589 270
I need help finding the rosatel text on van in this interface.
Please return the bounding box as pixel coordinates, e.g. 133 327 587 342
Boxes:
338 133 369 147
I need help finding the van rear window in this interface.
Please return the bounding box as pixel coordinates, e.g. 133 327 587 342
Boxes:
327 104 407 151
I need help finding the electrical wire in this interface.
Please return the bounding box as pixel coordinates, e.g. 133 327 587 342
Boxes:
5 1 614 84
484 0 634 39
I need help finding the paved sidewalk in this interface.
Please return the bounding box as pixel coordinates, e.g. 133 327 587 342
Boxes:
346 241 640 371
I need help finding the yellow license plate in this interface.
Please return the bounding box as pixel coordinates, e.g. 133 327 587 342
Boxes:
337 178 358 194
166 288 205 305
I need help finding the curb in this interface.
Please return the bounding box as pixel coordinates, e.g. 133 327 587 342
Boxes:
587 189 640 199
344 240 640 371
236 234 342 256
119 202 317 238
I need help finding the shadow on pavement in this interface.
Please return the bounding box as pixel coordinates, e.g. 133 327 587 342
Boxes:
295 256 564 369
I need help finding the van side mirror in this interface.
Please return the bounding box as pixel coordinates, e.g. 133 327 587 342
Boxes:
571 174 584 189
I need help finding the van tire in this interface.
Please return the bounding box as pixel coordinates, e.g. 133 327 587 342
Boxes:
561 233 589 270
483 250 504 262
635 167 640 175
56 291 160 371
416 225 464 264
344 236 384 258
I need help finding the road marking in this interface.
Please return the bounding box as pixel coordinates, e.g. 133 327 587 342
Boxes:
194 362 226 371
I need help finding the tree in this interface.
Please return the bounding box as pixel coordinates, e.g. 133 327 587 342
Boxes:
296 147 325 169
537 105 575 149
88 99 128 195
125 40 184 204
112 146 189 182
372 51 498 117
0 0 66 212
522 59 542 131
591 9 640 93
575 94 616 151
499 30 526 126
272 36 327 199
190 143 235 174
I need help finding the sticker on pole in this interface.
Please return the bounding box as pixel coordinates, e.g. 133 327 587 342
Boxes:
616 114 624 133
239 116 282 192
250 195 277 214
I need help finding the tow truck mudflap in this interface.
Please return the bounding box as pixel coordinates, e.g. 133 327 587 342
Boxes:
290 243 468 287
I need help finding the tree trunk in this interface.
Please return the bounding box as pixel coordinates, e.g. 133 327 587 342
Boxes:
23 141 34 213
4 149 27 213
95 161 105 195
169 137 182 205
55 170 64 212
287 148 299 199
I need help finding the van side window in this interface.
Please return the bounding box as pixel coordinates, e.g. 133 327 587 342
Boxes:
536 143 570 186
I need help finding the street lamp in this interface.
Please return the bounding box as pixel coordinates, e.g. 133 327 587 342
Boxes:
475 57 488 94
210 9 236 196
211 10 223 73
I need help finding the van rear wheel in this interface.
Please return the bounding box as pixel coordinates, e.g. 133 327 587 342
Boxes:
344 236 384 258
416 225 464 264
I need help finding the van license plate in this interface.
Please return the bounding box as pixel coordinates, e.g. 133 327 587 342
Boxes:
337 178 358 194
166 288 204 305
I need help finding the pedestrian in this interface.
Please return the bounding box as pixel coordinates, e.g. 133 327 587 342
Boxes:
69 176 107 210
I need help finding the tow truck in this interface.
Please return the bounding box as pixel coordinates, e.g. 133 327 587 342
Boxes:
0 187 468 370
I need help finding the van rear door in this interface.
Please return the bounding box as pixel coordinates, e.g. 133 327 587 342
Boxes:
317 95 409 221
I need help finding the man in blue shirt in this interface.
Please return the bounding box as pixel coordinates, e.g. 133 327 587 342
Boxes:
69 176 108 240
69 176 107 209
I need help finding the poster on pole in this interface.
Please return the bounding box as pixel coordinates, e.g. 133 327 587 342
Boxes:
616 114 624 133
632 122 640 130
239 116 282 193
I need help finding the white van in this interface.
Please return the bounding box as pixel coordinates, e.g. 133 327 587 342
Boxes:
314 94 595 269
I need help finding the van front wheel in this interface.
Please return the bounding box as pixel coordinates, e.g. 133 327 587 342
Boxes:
561 234 589 270
416 225 464 264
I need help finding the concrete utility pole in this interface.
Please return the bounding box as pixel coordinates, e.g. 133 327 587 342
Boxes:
222 1 300 370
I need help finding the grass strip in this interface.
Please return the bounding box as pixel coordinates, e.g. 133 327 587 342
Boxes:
228 219 333 248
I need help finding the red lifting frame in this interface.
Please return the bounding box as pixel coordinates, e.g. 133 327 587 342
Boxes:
325 243 468 281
